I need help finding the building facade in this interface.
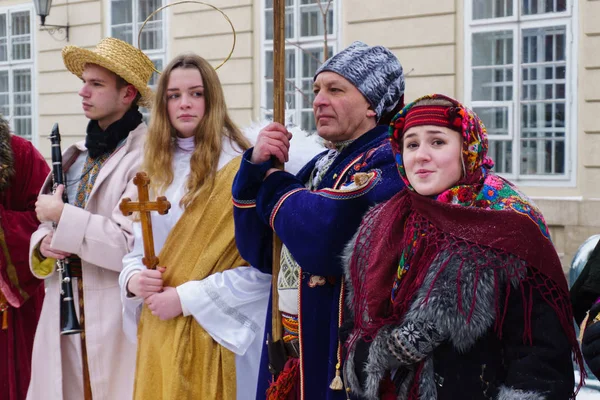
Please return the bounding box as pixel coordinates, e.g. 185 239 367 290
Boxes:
1 0 598 270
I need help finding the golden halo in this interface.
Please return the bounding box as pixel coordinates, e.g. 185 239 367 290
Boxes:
138 1 237 73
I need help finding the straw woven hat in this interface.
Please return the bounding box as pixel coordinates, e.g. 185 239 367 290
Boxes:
62 37 155 107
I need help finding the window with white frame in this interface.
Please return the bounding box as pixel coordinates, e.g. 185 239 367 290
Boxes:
0 7 33 141
466 0 574 182
110 0 165 117
263 0 336 132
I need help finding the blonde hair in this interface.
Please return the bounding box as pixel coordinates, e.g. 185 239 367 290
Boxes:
143 53 250 208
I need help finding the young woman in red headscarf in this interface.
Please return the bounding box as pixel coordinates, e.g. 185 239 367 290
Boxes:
341 94 583 400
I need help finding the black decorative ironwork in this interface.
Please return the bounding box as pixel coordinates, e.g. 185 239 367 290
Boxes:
40 24 69 42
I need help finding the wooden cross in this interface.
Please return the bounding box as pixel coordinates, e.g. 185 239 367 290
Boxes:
119 172 171 270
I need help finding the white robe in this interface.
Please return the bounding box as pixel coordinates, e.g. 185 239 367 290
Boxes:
119 139 270 399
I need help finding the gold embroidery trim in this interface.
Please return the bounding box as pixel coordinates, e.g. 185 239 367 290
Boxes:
0 223 29 302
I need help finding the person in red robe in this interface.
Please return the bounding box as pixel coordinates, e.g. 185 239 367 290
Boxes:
0 117 49 400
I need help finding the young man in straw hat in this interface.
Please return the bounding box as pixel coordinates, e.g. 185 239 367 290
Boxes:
26 37 154 400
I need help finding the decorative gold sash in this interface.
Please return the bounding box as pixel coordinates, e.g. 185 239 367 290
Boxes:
134 157 247 399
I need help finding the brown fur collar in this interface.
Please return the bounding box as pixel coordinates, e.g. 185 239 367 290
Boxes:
0 118 14 191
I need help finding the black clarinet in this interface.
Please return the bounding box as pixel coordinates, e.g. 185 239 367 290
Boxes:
49 123 83 335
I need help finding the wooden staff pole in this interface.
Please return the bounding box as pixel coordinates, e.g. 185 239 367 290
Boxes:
271 0 285 344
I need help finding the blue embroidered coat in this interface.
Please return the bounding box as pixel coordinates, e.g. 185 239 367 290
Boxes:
232 125 405 400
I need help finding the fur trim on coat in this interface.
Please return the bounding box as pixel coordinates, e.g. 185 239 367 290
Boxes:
497 386 545 400
341 238 557 400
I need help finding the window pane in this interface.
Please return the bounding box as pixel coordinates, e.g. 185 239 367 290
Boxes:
264 50 295 108
0 15 7 62
265 51 274 79
554 140 565 173
137 0 163 50
138 20 162 50
149 58 162 87
286 49 296 78
473 68 513 101
11 36 30 61
265 80 273 109
300 4 334 37
473 30 513 66
520 136 565 174
301 111 316 133
140 58 162 122
484 107 514 169
14 118 31 140
112 24 133 44
13 69 31 110
11 11 31 60
488 140 513 173
265 49 295 79
138 0 161 22
301 46 332 108
302 46 331 77
472 31 514 101
286 7 294 38
521 27 566 103
522 102 565 130
520 139 536 174
13 69 32 139
285 50 297 108
522 0 567 15
521 27 566 102
473 0 513 19
265 7 294 40
473 106 510 136
556 31 565 61
0 14 5 37
285 80 296 109
265 10 274 40
520 101 565 175
11 12 30 35
286 50 296 108
0 71 9 117
111 0 133 25
302 79 314 109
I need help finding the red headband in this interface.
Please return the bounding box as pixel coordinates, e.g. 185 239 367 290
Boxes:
402 105 463 135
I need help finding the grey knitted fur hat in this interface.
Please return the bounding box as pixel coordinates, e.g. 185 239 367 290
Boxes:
314 41 405 121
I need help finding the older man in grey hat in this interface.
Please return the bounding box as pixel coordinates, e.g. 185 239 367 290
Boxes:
232 41 406 399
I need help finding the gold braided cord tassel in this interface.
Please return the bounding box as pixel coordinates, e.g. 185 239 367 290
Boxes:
329 363 344 390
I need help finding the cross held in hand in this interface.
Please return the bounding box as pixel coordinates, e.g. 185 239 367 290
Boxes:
119 172 171 270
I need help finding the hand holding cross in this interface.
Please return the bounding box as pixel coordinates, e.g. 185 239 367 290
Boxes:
120 172 171 270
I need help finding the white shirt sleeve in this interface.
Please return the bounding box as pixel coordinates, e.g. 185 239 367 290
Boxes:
176 266 271 356
119 222 145 344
